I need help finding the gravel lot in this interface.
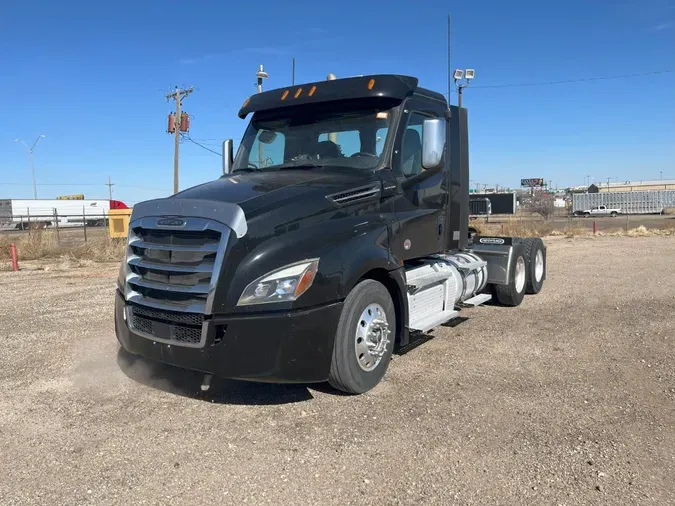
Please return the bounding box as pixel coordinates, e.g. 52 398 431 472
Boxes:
1 236 674 505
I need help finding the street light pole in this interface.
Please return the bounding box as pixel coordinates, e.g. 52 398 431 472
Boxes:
15 135 46 199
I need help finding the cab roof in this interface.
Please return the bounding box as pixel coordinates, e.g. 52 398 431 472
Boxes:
237 74 446 119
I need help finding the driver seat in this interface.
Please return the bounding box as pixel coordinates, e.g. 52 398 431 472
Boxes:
316 140 341 159
401 129 422 176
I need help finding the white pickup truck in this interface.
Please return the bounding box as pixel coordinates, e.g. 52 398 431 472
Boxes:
576 205 621 217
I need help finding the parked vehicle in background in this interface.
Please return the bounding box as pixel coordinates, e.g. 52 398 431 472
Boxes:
572 190 675 216
0 199 129 230
469 197 491 220
575 205 621 217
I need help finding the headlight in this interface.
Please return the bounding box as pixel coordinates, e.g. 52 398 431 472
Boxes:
237 259 320 306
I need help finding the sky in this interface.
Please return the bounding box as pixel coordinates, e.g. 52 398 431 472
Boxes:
1 0 674 204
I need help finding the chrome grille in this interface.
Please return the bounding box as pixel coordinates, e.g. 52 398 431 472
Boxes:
122 216 231 348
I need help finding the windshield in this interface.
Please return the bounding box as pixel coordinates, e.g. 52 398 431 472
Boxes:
232 106 394 172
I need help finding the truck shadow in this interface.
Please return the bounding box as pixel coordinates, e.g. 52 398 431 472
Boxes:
394 317 469 356
116 348 315 405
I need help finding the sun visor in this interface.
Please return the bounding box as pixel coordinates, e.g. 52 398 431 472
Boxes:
237 75 419 119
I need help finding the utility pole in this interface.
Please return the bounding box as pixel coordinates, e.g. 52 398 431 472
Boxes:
15 135 46 199
327 73 338 144
606 177 611 191
292 58 296 86
166 86 194 193
106 176 115 200
255 65 269 167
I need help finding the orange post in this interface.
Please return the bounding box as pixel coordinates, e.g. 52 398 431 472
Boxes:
10 243 19 271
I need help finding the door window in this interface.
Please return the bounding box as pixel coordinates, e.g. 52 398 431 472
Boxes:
394 112 428 178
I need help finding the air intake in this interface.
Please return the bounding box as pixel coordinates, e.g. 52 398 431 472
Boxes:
326 184 381 206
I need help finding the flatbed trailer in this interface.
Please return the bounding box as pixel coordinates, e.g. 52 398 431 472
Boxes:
114 74 547 394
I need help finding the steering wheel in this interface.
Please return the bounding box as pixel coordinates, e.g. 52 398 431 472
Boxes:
349 152 378 159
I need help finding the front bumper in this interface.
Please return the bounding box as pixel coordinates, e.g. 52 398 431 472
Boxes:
114 290 342 383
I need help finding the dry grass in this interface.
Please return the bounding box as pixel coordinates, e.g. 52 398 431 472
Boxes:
472 217 675 239
663 207 675 216
0 230 125 267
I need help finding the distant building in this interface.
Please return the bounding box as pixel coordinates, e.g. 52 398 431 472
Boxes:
599 179 675 193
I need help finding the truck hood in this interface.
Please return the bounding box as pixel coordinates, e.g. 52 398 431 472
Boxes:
172 169 379 216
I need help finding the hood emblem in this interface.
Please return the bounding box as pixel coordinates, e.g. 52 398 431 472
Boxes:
156 218 186 227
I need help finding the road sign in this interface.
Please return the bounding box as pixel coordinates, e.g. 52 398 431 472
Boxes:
520 178 544 187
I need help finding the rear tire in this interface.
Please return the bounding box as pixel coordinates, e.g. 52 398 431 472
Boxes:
523 238 546 294
328 279 395 394
493 244 527 307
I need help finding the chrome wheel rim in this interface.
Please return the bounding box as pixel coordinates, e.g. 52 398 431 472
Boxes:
515 256 526 293
534 249 544 282
355 303 391 372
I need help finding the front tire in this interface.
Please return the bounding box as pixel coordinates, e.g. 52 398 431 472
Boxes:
328 279 395 394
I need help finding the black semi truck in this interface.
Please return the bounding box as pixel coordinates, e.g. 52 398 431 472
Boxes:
115 74 547 394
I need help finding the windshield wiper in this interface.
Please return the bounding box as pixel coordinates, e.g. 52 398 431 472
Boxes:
232 167 263 173
276 164 324 171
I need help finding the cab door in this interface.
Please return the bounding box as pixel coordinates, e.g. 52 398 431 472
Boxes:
389 98 448 261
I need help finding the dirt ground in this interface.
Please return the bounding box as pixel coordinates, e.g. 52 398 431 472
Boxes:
1 236 674 505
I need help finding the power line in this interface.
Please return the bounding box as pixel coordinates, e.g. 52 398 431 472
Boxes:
441 69 674 95
181 133 223 156
0 182 172 192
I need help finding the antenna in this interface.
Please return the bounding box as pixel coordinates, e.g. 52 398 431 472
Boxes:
447 14 452 106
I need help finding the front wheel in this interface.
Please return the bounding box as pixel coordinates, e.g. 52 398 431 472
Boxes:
328 279 395 394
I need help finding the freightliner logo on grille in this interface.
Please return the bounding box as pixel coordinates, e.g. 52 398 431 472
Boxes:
156 218 186 227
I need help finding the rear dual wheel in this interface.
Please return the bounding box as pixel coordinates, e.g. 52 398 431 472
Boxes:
328 279 395 394
493 244 527 307
523 237 546 294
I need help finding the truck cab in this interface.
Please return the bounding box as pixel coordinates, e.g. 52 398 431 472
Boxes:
115 74 547 394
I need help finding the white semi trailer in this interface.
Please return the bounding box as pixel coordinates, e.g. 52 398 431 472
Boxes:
0 199 129 230
572 191 675 215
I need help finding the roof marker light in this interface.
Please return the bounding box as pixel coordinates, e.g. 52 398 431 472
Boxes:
294 88 303 99
308 85 317 96
281 90 290 100
367 78 376 90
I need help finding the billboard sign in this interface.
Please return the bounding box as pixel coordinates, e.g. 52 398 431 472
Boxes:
521 178 544 187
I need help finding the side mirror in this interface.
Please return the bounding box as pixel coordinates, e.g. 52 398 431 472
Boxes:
222 139 233 174
421 119 445 169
